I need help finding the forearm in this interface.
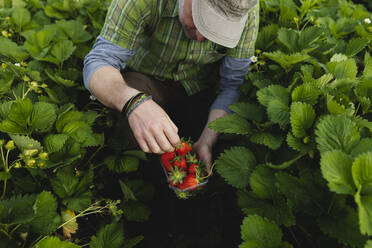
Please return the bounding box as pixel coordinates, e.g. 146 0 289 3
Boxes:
199 109 228 145
89 66 140 112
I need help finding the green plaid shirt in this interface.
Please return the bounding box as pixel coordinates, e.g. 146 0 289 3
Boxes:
101 0 259 95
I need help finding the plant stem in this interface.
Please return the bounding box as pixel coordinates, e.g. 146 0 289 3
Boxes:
1 179 7 199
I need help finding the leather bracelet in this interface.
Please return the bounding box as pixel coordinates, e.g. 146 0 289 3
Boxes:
126 95 153 118
121 92 145 115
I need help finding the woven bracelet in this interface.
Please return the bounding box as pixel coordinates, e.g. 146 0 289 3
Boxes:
126 95 153 118
121 92 145 115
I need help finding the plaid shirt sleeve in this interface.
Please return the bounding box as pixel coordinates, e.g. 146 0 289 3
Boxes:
100 0 155 50
227 2 260 59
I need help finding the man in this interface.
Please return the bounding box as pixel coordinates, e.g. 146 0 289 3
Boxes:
83 0 259 168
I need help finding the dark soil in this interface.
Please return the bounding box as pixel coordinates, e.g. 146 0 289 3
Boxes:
135 154 243 248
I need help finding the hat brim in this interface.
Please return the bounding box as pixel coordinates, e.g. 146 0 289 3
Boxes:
192 0 248 48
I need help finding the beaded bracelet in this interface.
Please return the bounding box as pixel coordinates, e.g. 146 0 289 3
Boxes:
126 94 153 118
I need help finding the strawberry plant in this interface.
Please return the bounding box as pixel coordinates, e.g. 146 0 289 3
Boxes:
0 0 150 246
210 0 372 247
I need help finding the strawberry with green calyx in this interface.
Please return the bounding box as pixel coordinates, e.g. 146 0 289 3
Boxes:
179 174 199 190
161 151 175 171
188 163 199 174
185 153 198 163
176 138 193 157
176 191 191 199
168 166 186 186
172 155 187 171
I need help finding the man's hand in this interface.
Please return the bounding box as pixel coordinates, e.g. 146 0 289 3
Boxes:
194 109 228 171
128 99 180 154
193 140 212 171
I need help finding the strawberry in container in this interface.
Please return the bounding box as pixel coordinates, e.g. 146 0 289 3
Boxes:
160 138 214 199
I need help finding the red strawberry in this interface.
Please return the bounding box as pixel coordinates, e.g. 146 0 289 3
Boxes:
179 174 199 190
168 166 187 186
173 156 187 171
176 140 192 157
188 163 198 174
161 151 175 171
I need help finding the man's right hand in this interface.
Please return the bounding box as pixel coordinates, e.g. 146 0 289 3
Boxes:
128 98 180 154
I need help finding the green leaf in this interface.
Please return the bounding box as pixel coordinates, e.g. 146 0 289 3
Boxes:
0 194 36 224
237 191 295 227
122 202 151 222
334 59 358 79
30 191 61 235
123 235 144 248
278 28 299 53
0 119 26 134
9 134 42 150
51 40 75 64
263 51 310 70
316 73 334 89
44 134 69 153
123 150 148 161
267 99 290 126
363 52 372 79
275 172 312 211
250 132 283 150
51 168 79 198
209 113 251 135
116 155 139 173
291 83 319 105
257 85 289 107
228 102 264 122
345 38 369 57
0 172 11 181
320 150 355 195
0 101 12 119
326 95 354 116
30 102 57 132
298 26 324 51
12 8 31 28
365 240 372 248
56 111 84 133
352 152 372 193
35 236 80 248
120 179 154 202
351 138 372 158
57 20 92 43
0 98 33 134
0 37 28 61
256 24 279 50
63 192 92 212
315 115 360 153
215 147 256 188
318 206 368 248
286 132 311 152
240 215 282 248
290 102 315 138
250 166 277 199
45 69 77 87
119 180 137 201
0 71 14 94
355 193 372 236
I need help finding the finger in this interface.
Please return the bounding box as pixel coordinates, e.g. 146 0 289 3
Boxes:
155 131 174 152
145 134 163 154
164 125 180 148
166 115 178 134
133 133 151 153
